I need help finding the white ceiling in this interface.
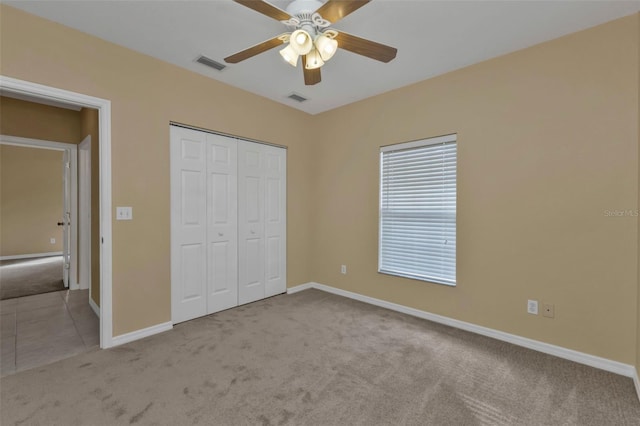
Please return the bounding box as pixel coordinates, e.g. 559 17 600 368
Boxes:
6 0 640 115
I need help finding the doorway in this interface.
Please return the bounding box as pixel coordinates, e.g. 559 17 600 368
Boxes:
0 137 78 298
0 135 98 376
0 75 113 349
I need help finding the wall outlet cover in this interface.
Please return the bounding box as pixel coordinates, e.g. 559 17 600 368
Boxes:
527 299 538 315
116 206 133 220
542 303 555 318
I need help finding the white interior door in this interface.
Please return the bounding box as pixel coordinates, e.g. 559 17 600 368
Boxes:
206 134 238 314
62 149 71 288
171 127 208 323
264 145 286 297
238 141 265 305
78 136 91 291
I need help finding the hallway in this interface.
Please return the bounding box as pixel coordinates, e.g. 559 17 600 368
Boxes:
1 289 99 376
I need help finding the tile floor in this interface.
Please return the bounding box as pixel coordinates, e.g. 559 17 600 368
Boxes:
0 289 99 377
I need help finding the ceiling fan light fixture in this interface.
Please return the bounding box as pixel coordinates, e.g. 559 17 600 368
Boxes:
279 44 299 67
227 0 398 86
290 29 313 55
315 34 338 61
304 48 324 70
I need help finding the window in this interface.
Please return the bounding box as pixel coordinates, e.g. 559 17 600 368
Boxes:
379 134 457 286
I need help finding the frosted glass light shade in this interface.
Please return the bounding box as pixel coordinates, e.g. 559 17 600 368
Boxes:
279 44 299 67
315 34 338 61
290 29 313 55
304 48 325 69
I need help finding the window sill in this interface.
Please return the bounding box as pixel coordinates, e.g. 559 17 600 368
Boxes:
378 270 456 287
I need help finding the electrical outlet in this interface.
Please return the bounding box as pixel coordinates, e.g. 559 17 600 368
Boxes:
542 303 555 318
116 206 133 221
340 265 347 274
527 300 538 315
50 238 56 244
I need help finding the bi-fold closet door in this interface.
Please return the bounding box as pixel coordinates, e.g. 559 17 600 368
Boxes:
170 126 286 324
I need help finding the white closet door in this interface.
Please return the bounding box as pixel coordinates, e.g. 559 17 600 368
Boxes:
238 141 265 305
263 145 286 297
172 126 286 321
171 126 208 323
206 134 238 314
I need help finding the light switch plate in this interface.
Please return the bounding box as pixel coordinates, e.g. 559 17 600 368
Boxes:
116 206 133 220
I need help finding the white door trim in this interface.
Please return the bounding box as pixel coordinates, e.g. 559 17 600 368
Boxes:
79 136 91 291
0 135 78 290
0 75 113 349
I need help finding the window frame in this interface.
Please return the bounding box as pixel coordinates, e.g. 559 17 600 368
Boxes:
378 133 457 286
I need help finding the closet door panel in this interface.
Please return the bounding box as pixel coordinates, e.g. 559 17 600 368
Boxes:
264 146 287 297
171 127 208 323
206 135 238 314
238 141 265 305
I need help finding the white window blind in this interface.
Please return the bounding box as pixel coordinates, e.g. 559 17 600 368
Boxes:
379 134 457 286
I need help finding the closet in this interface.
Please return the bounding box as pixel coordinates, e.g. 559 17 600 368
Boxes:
170 125 286 324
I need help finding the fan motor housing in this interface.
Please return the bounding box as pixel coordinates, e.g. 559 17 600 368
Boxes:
285 0 324 16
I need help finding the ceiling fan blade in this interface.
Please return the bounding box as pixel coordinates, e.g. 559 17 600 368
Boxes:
335 31 397 63
225 35 287 63
302 57 321 85
233 0 291 21
315 0 371 24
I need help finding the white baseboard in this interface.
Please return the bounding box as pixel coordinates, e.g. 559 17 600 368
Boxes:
111 321 172 347
0 251 63 261
289 282 636 380
89 297 100 318
634 368 640 403
286 282 314 294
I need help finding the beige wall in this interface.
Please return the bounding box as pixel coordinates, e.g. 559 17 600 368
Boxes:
0 95 80 257
0 145 64 256
0 96 82 144
312 15 639 365
2 4 638 370
0 5 314 335
0 93 80 258
80 107 101 307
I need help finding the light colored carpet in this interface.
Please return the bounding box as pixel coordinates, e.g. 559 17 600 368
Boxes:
0 288 639 425
0 256 65 300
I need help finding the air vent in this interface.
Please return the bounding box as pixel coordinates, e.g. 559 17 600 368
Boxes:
287 93 308 103
195 55 226 71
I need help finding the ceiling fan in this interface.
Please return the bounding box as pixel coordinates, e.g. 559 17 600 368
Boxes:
224 0 397 85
